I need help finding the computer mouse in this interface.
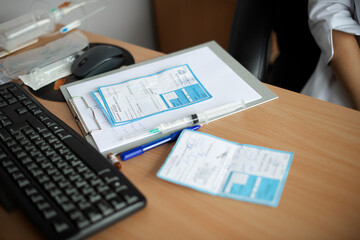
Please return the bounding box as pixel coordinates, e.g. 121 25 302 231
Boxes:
71 45 124 79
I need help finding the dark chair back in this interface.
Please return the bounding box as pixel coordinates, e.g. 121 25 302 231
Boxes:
228 0 320 92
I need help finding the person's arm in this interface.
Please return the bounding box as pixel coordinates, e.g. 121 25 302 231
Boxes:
330 30 360 110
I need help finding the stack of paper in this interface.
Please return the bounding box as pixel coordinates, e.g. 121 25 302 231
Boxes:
91 64 212 126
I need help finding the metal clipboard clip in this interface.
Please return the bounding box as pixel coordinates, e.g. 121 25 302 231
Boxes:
68 96 101 136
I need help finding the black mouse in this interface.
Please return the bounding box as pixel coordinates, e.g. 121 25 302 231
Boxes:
71 45 124 79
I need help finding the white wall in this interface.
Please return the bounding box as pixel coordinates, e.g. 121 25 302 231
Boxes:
0 0 156 49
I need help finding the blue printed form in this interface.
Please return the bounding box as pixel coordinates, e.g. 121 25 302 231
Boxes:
92 65 212 126
157 130 294 207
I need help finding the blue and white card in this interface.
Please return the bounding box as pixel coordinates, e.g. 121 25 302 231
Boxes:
157 130 294 207
93 64 212 126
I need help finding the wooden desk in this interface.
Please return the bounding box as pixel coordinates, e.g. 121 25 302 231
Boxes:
0 32 360 240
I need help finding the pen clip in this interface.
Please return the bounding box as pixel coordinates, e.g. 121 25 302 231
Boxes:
68 96 102 136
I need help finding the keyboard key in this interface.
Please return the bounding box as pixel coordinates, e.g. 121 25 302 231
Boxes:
53 221 69 233
0 128 12 141
96 200 114 216
83 206 102 223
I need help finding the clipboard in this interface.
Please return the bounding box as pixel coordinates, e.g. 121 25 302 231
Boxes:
60 41 278 156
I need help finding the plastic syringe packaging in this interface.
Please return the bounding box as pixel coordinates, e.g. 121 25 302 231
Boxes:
19 53 80 91
0 31 88 79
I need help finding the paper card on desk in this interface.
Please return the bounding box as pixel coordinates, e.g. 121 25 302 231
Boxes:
94 64 212 126
157 130 293 207
60 41 278 155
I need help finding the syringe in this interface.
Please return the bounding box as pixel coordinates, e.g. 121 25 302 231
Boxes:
122 100 245 142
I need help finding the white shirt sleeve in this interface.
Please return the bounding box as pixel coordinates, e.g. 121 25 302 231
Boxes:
308 0 360 64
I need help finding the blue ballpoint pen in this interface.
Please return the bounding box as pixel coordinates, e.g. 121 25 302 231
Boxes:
120 125 201 161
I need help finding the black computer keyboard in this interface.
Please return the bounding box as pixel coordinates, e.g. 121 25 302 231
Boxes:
0 82 146 240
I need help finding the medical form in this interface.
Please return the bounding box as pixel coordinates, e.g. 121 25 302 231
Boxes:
92 64 212 126
157 130 294 207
